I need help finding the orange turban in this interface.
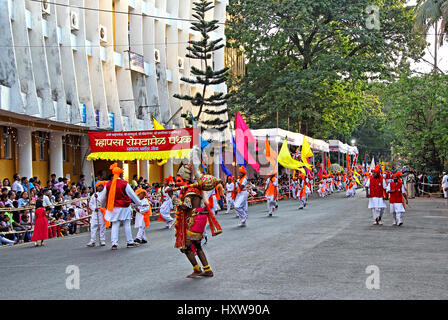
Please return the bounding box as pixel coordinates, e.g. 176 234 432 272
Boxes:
135 188 146 195
239 166 247 174
106 163 124 212
95 181 107 188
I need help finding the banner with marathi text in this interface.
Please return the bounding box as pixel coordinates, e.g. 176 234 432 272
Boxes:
87 128 198 161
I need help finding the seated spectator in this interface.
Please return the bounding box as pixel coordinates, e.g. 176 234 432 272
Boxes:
1 215 17 243
18 191 30 208
19 210 32 242
66 208 77 235
2 178 11 192
55 212 68 236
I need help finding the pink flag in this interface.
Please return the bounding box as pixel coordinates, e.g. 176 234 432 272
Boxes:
235 112 260 172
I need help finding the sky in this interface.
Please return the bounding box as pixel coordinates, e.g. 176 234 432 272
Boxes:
407 0 448 74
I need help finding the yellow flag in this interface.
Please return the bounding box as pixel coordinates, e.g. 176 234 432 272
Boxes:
153 118 167 166
278 138 304 170
301 137 314 160
298 168 306 175
153 117 165 130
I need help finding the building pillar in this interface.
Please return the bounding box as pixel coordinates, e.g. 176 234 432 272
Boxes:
80 134 94 187
140 160 149 181
17 127 33 178
163 159 173 178
49 132 64 179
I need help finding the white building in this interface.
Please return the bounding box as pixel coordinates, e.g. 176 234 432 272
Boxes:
0 0 228 184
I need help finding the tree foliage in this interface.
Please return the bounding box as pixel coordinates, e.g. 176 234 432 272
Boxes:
226 0 424 140
379 72 448 173
174 0 230 131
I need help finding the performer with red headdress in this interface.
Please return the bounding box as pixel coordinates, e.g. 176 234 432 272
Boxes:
173 168 223 278
365 165 388 225
387 172 408 226
97 163 142 250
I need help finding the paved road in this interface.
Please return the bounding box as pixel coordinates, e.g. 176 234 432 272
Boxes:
1 190 448 300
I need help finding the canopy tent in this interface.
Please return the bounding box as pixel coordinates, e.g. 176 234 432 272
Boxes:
86 128 199 161
328 139 358 155
250 128 330 152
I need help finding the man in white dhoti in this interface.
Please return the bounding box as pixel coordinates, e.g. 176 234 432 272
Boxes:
365 166 388 225
235 166 248 227
265 172 278 216
159 176 175 228
86 181 107 247
134 188 151 244
225 176 235 214
97 163 142 250
387 172 408 226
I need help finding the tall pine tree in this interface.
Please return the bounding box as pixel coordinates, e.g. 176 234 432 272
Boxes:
174 0 230 132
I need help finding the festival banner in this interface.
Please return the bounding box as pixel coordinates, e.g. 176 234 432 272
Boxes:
87 128 198 161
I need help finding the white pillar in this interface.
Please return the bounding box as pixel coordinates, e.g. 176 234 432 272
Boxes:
49 132 64 178
163 159 174 178
140 160 149 181
80 134 94 187
17 127 33 178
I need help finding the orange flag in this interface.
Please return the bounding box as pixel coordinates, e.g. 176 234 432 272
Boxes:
265 137 278 169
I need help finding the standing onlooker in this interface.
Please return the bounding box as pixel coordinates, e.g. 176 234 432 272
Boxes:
31 200 49 247
76 175 87 190
442 171 448 207
12 174 24 193
406 171 416 199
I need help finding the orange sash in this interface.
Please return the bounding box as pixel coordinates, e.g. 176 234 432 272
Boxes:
100 207 110 228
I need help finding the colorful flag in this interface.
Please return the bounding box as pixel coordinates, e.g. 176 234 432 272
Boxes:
265 136 278 170
278 138 305 170
153 118 167 166
346 153 351 172
301 136 314 159
234 112 260 172
220 148 232 177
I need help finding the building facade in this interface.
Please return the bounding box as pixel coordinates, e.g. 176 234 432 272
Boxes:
0 0 228 184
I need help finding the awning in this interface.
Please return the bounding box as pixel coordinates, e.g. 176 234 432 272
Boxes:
86 128 198 161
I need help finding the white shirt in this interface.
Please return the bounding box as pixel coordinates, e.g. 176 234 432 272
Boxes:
442 174 448 188
11 181 24 193
226 182 235 193
43 195 52 207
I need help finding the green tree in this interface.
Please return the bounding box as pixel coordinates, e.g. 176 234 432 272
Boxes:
226 0 424 139
174 0 230 131
381 72 448 173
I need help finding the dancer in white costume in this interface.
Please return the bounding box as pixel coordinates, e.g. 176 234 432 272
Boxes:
365 166 388 225
97 163 142 250
234 166 248 227
86 181 107 247
134 188 151 243
225 176 235 214
159 176 175 228
265 172 278 216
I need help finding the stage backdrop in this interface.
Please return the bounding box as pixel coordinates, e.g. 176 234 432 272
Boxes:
87 128 198 161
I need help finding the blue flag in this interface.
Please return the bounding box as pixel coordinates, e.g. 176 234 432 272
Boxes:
232 136 247 168
220 148 232 177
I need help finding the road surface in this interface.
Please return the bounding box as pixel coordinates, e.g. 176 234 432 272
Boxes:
1 190 447 299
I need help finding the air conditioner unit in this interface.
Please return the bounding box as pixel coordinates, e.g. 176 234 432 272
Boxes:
177 57 184 70
154 49 161 64
99 25 107 43
70 10 79 31
42 0 51 16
